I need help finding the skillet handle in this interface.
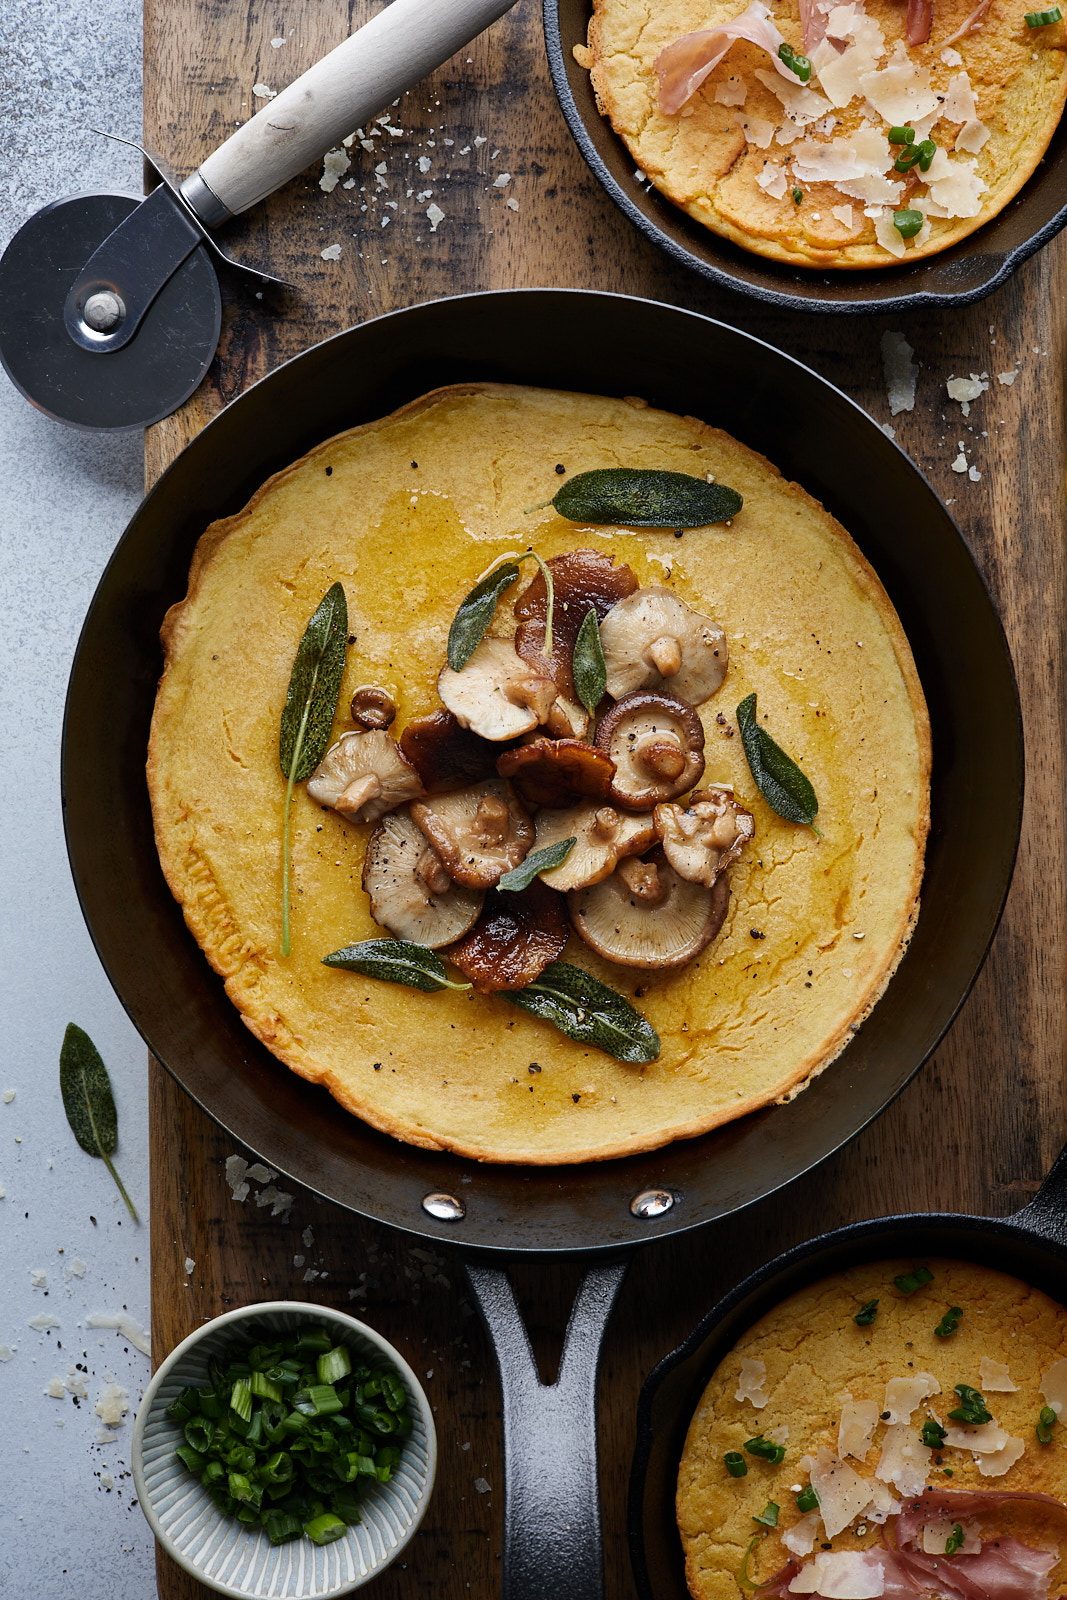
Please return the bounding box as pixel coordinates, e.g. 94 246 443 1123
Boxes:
1010 1141 1067 1245
465 1260 628 1600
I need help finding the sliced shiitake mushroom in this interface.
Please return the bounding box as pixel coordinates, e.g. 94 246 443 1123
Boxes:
514 549 638 704
532 801 657 893
362 809 483 947
437 636 556 741
411 779 534 889
446 881 569 994
568 853 730 969
598 587 728 705
399 709 503 793
594 690 705 810
654 787 754 886
307 729 424 823
350 685 396 730
496 738 616 808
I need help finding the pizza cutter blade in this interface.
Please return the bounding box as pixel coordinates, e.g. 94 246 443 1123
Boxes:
0 0 518 432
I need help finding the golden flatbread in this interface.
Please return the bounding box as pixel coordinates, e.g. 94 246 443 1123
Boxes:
678 1259 1067 1600
147 384 929 1164
580 0 1067 268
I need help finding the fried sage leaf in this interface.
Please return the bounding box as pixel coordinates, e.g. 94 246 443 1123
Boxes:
497 837 576 892
572 606 607 718
323 939 472 992
447 562 522 671
501 961 660 1062
279 582 349 955
549 468 742 528
736 692 821 833
59 1023 138 1221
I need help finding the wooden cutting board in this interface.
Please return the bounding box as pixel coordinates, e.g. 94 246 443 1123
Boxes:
143 2 1067 1596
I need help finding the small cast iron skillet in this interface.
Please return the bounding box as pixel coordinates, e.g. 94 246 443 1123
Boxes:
544 0 1067 314
629 1145 1067 1600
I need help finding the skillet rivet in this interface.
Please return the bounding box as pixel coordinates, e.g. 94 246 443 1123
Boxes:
422 1191 466 1221
630 1188 675 1219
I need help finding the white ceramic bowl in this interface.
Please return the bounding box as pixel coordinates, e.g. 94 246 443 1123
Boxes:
132 1302 437 1598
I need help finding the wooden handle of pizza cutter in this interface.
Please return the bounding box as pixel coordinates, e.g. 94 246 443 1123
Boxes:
181 0 519 225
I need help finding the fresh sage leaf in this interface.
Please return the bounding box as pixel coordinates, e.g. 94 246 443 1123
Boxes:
736 693 821 834
323 940 472 993
59 1024 138 1221
502 961 660 1062
279 582 349 956
549 468 742 528
572 607 606 718
447 562 521 671
497 838 577 892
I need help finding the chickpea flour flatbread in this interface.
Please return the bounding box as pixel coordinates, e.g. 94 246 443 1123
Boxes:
147 384 929 1164
678 1260 1067 1600
579 0 1067 268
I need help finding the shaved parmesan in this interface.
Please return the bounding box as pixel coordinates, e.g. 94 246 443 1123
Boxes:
920 1516 981 1554
830 203 855 228
839 1398 880 1460
736 114 777 147
884 1373 940 1422
811 15 887 106
735 1356 770 1407
790 1553 886 1597
756 162 790 197
790 126 890 184
1040 1357 1067 1416
859 43 939 124
942 71 978 122
956 119 990 153
754 67 833 123
944 1422 1011 1452
865 1479 901 1524
783 1510 822 1557
941 46 963 64
825 5 861 39
876 1422 931 1496
975 1436 1026 1476
715 76 748 105
810 1447 875 1537
922 148 986 218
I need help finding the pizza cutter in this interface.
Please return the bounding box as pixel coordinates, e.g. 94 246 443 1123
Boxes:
0 0 517 432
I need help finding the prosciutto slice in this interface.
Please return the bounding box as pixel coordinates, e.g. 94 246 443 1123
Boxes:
941 0 994 44
904 0 933 45
654 0 799 113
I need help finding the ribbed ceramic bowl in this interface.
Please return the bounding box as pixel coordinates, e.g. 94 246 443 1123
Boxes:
132 1302 437 1598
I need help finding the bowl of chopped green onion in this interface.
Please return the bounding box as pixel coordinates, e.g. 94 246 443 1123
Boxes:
132 1302 437 1597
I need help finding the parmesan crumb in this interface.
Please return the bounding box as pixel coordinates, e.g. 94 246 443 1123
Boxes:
320 244 342 261
252 83 276 99
997 371 1017 386
881 332 919 416
426 203 445 232
474 1477 492 1493
95 1383 130 1428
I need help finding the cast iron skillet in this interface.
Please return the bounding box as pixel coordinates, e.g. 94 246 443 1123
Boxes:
630 1146 1067 1600
62 289 1021 1597
544 0 1067 313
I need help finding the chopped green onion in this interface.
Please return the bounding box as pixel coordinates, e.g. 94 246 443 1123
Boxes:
854 1300 879 1326
894 1266 934 1293
753 1502 780 1528
230 1379 253 1423
185 1415 217 1453
792 187 803 203
1026 7 1061 21
935 1307 963 1338
250 1371 284 1403
945 1524 965 1556
305 1512 347 1546
744 1435 787 1464
948 1384 992 1425
917 139 937 171
263 1510 304 1545
921 1418 947 1449
174 1444 206 1473
737 1536 767 1593
894 147 923 171
725 1451 748 1478
166 1386 201 1422
296 1327 334 1354
317 1346 353 1386
796 1485 819 1512
1038 1406 1057 1444
778 42 812 80
888 125 915 143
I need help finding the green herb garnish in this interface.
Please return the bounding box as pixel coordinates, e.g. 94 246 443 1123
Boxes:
948 1384 992 1425
893 1266 934 1294
796 1484 819 1512
279 582 348 956
572 606 607 718
168 1324 413 1545
916 139 937 171
753 1502 779 1527
447 561 522 671
893 209 924 240
744 1435 786 1465
792 188 803 203
497 838 577 892
736 693 821 833
1026 7 1061 21
944 1524 965 1556
1037 1406 1057 1443
534 468 742 528
854 1299 879 1326
935 1306 963 1338
322 940 472 993
888 125 915 144
778 42 812 79
502 961 660 1063
59 1024 138 1221
921 1418 947 1449
725 1452 749 1478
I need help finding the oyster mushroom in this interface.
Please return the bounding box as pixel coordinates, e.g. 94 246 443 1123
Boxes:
532 801 657 893
438 636 556 741
515 548 639 709
306 729 424 823
598 587 728 705
362 809 483 947
447 881 569 994
411 779 534 889
350 685 396 730
594 690 706 810
399 708 502 792
496 737 616 808
569 854 730 969
654 788 755 886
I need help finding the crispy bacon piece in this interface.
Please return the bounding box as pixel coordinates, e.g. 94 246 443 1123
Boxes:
446 882 569 994
653 0 800 114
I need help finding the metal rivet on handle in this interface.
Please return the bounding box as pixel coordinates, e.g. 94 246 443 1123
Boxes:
630 1188 675 1219
422 1192 466 1221
82 290 125 333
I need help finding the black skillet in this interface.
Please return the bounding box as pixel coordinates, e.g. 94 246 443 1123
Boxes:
62 289 1021 1596
630 1146 1067 1600
544 0 1067 313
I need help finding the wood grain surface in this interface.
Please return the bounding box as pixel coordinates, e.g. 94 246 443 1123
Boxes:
143 1 1067 1595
